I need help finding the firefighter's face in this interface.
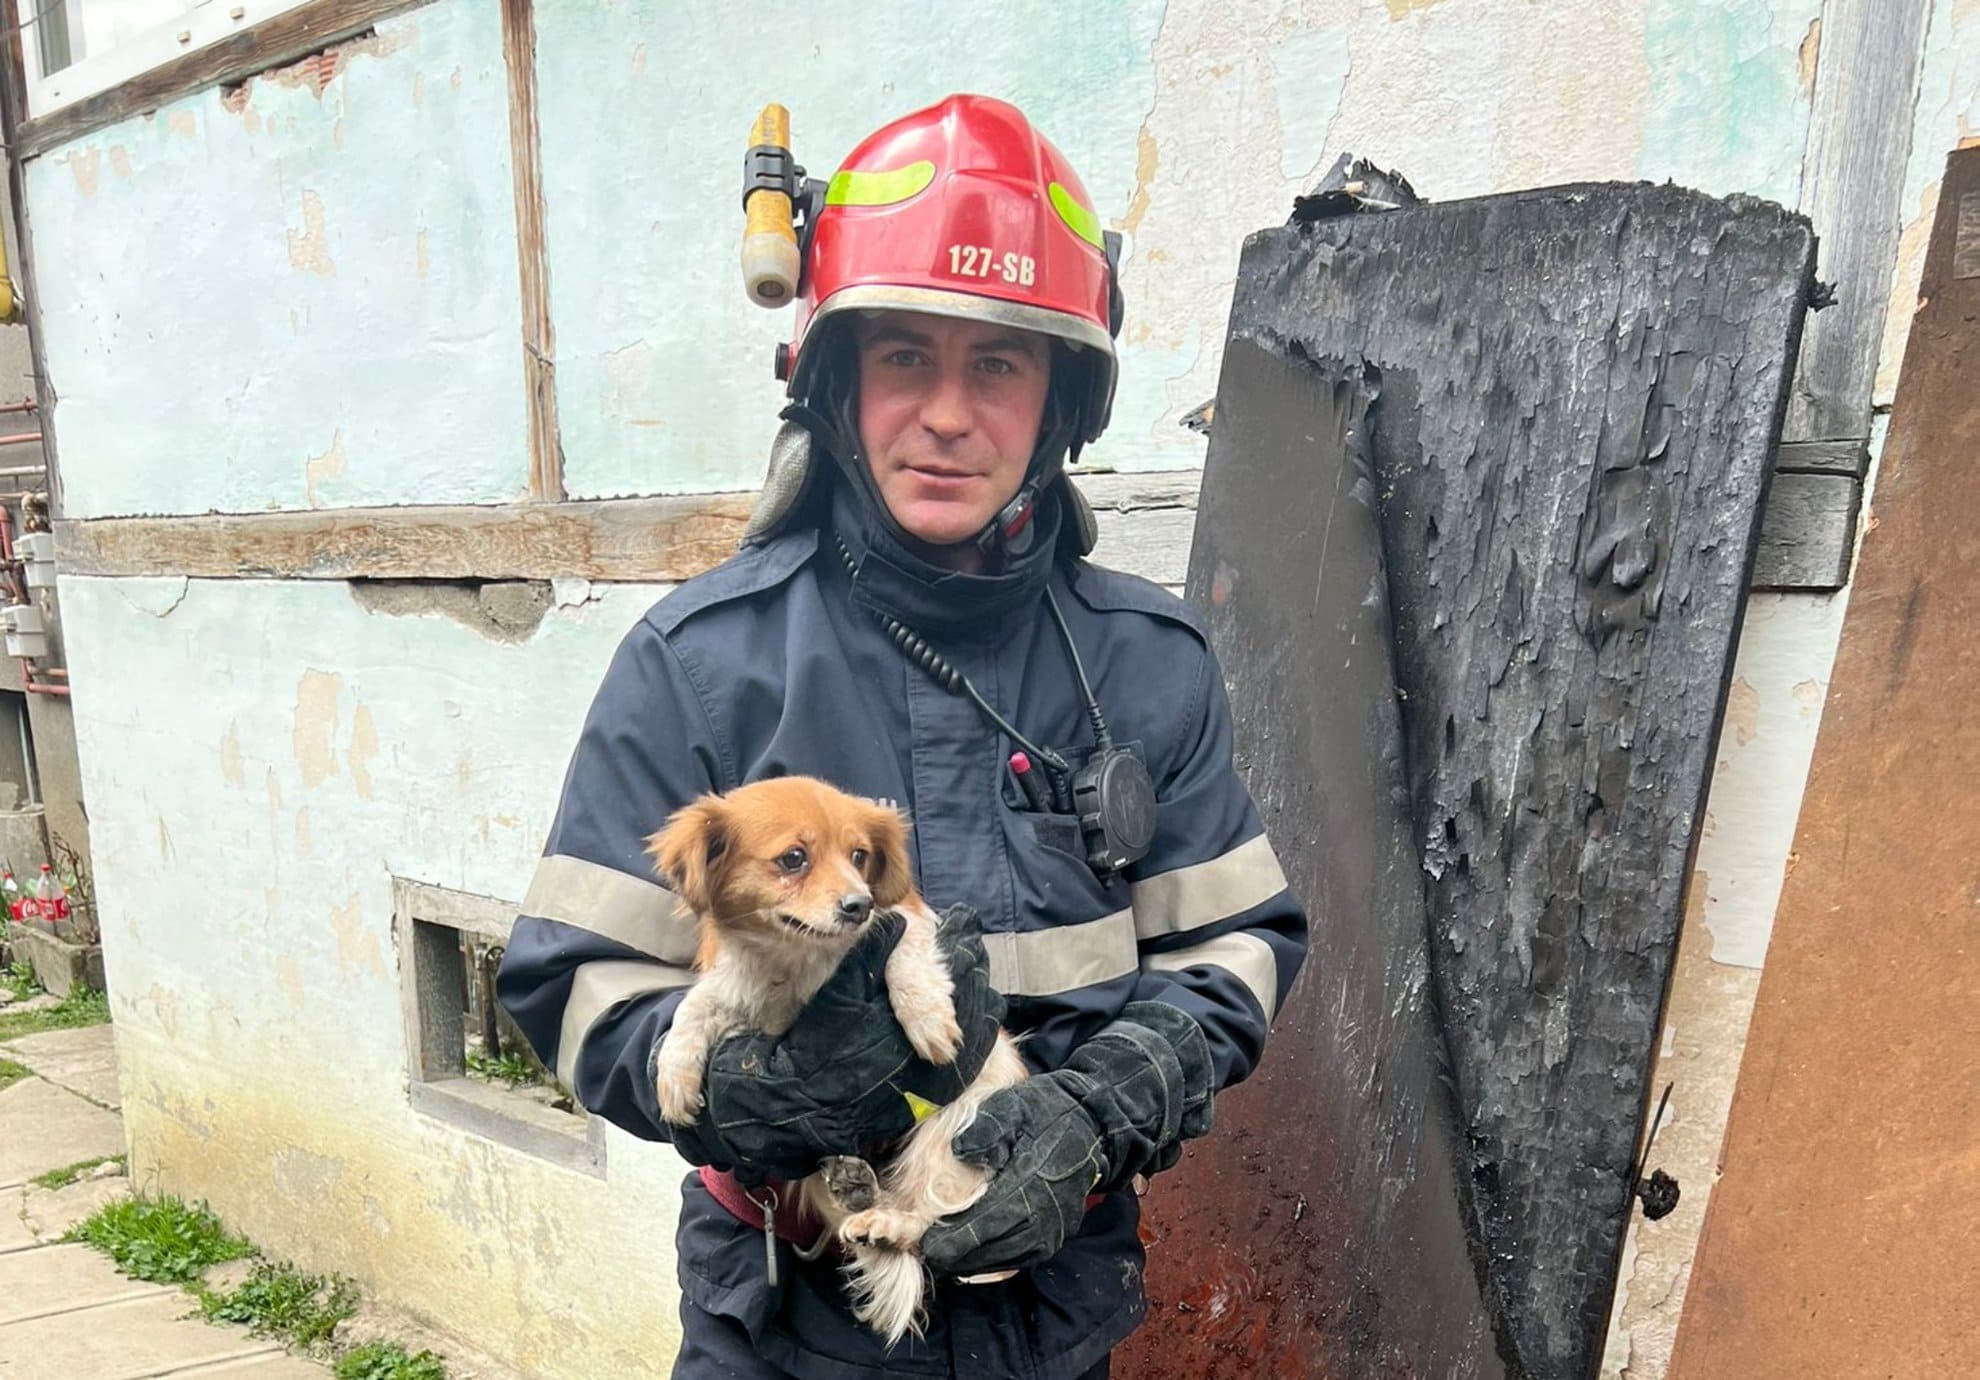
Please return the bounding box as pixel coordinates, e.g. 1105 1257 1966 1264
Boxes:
854 311 1050 551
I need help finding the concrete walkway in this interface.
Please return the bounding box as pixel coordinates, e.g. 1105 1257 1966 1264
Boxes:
0 1023 325 1379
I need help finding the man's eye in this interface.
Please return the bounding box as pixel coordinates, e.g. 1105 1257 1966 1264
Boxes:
777 847 808 873
978 356 1015 376
850 847 871 871
882 349 925 367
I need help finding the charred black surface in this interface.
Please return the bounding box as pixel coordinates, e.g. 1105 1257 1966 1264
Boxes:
1290 152 1423 223
1124 342 1504 1380
1153 183 1813 1379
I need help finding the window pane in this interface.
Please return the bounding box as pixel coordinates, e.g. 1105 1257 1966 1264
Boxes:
34 0 77 76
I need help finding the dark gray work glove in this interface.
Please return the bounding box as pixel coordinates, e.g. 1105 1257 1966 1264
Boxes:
920 1001 1214 1277
661 904 1004 1185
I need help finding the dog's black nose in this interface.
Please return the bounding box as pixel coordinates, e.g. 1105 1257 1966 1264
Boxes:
837 894 873 924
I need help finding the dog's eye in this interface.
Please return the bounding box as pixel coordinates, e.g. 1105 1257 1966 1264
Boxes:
850 847 870 871
777 847 808 873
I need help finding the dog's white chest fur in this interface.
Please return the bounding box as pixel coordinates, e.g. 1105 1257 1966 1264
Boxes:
699 930 851 1039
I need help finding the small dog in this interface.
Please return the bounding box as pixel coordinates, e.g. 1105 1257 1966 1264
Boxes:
648 775 1027 1344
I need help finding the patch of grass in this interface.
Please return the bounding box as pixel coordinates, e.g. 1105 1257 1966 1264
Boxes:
198 1260 358 1352
0 982 109 1040
465 1048 541 1088
334 1341 448 1380
3 956 42 997
30 1153 124 1189
73 1194 444 1376
0 1055 29 1091
65 1194 252 1284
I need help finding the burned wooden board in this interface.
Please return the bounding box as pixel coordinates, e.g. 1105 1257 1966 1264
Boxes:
1117 341 1504 1380
1121 183 1813 1379
1670 144 1980 1380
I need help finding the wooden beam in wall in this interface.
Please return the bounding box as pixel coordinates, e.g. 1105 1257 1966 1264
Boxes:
53 493 757 583
10 0 427 160
1785 0 1933 444
1748 438 1871 592
49 473 1205 583
46 461 1858 595
498 0 563 501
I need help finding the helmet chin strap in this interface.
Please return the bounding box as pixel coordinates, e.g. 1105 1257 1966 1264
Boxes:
973 405 1081 564
978 482 1042 562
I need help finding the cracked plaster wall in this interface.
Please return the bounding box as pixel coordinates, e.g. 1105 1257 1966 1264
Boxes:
28 0 1889 512
26 0 527 519
542 0 1836 497
21 1 1979 1375
58 572 687 1378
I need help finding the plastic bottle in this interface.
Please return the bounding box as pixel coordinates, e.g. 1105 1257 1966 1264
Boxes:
1 869 18 921
33 863 67 924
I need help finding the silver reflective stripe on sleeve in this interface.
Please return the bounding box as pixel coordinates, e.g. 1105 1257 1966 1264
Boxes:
556 958 695 1091
1141 932 1280 1021
523 854 700 964
984 908 1137 998
1131 832 1289 942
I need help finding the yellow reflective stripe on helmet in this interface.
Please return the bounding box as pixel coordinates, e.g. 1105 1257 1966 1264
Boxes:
1049 182 1104 249
826 160 936 207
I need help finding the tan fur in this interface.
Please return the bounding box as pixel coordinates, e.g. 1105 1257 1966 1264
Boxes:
646 777 1026 1344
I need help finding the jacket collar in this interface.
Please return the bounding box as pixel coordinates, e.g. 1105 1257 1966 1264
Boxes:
828 481 1062 638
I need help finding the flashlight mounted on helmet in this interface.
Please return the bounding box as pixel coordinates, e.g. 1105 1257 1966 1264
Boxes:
740 103 826 313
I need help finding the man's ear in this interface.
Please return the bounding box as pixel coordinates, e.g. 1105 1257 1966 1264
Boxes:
648 796 730 916
863 801 916 909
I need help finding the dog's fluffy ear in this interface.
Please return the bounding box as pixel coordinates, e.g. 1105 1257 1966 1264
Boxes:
648 795 731 916
862 801 916 910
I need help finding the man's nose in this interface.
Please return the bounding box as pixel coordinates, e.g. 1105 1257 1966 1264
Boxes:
918 369 972 439
836 893 873 924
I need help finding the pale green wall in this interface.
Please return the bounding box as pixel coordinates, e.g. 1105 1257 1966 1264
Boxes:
62 573 690 1377
28 0 526 519
25 0 1847 515
533 0 1163 498
1638 0 1822 206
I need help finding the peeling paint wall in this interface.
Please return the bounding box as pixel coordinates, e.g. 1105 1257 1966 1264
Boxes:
21 1 1978 1377
23 0 1853 509
536 0 1824 494
59 573 688 1378
534 1 1163 497
27 0 528 519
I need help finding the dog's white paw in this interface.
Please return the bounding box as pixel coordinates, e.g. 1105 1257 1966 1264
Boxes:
903 1009 964 1066
654 1055 706 1125
841 1208 925 1252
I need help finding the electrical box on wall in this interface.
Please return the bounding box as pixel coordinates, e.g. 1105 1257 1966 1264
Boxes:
19 532 54 589
4 602 47 658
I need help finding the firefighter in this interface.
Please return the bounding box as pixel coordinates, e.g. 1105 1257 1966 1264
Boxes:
498 94 1307 1379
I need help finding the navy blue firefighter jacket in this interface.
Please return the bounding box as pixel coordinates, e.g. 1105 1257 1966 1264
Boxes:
498 493 1307 1379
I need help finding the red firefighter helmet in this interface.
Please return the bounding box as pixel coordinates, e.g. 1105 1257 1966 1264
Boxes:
786 94 1121 447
